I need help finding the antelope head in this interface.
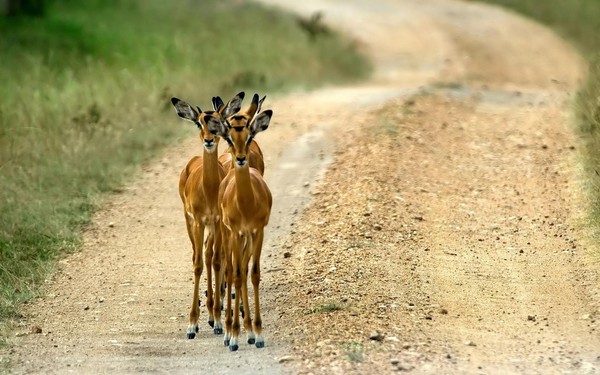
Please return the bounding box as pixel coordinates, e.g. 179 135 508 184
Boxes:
170 92 245 153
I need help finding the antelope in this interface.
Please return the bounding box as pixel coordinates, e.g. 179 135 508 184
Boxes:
170 92 243 339
208 98 273 351
214 94 267 311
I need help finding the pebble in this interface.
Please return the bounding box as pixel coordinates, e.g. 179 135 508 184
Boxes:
465 340 476 346
369 331 385 341
278 356 295 363
108 222 115 228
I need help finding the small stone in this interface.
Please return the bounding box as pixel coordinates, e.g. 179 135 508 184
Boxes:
439 308 449 315
303 181 310 187
527 315 536 322
465 340 476 346
30 326 42 334
373 224 383 231
278 355 295 363
283 252 291 258
83 306 90 311
390 358 400 365
369 331 385 341
108 222 115 228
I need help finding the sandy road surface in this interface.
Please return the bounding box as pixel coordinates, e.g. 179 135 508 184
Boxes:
3 0 600 374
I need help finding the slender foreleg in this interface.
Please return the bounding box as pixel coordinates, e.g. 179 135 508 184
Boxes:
223 225 234 347
229 234 243 352
241 235 255 345
205 224 215 328
188 221 205 339
251 230 265 348
212 222 224 335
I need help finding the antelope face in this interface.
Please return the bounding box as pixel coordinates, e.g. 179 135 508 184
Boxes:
196 111 223 153
209 110 273 168
171 97 224 153
228 114 253 167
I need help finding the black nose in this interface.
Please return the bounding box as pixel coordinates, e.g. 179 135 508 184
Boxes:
204 139 214 147
236 156 246 165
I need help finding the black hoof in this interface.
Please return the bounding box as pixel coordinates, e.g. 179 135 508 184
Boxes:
187 332 196 339
247 337 255 345
214 327 223 335
256 341 265 348
229 344 239 352
224 339 230 347
208 320 214 328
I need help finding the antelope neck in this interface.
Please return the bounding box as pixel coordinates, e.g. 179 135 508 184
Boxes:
233 162 256 208
202 146 221 193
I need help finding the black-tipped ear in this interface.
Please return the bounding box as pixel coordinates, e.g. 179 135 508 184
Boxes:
251 93 259 106
250 109 272 135
171 97 199 123
213 96 225 112
257 95 266 114
222 92 245 117
196 106 202 114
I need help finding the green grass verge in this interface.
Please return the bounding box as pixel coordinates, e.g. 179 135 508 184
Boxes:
472 0 600 242
0 0 370 334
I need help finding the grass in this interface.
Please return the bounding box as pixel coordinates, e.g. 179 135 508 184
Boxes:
0 0 370 334
472 0 600 244
306 302 344 314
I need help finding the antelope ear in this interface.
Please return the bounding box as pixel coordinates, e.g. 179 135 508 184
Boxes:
222 91 245 117
256 95 266 114
171 97 199 122
212 96 225 112
249 110 272 136
246 93 260 119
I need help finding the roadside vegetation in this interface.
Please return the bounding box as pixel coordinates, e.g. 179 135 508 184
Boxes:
474 0 600 243
0 0 370 337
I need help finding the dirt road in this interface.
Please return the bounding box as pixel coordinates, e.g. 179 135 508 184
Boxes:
4 0 600 374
